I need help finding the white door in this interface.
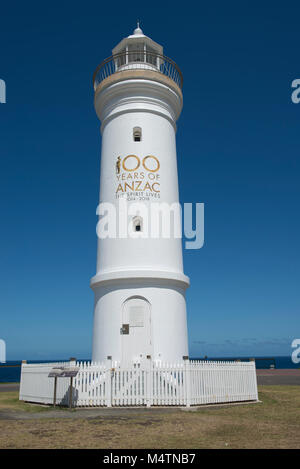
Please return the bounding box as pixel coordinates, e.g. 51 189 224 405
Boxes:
121 297 151 363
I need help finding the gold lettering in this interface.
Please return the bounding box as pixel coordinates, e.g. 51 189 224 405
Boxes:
152 182 160 192
144 182 152 191
143 155 160 172
122 155 140 172
125 181 135 191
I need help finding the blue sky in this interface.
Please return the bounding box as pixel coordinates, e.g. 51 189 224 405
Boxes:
0 1 299 360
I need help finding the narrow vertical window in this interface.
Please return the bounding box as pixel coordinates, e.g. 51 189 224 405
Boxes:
133 127 142 142
133 216 143 232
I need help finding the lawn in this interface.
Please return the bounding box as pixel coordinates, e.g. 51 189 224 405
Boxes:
0 386 299 449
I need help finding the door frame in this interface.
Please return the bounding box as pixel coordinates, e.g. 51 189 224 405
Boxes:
121 295 152 362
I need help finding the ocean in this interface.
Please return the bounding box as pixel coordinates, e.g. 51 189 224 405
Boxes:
0 356 299 383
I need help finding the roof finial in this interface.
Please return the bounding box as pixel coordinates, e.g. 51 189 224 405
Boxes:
133 20 143 36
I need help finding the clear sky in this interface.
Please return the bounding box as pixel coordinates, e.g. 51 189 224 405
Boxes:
1 1 299 360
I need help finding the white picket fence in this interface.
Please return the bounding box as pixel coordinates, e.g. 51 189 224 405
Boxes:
19 359 258 407
19 361 71 405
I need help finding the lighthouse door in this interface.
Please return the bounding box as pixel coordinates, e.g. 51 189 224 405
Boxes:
121 297 151 363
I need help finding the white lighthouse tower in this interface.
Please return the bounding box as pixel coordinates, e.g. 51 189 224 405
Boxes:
91 25 190 363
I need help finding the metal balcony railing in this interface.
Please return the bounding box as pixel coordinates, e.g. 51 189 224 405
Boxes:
93 51 183 90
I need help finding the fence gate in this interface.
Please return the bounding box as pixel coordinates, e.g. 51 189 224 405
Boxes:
111 363 148 406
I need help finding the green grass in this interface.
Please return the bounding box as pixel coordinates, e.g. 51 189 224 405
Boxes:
0 392 54 413
0 386 299 448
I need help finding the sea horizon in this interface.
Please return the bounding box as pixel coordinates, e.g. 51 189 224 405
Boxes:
1 355 299 383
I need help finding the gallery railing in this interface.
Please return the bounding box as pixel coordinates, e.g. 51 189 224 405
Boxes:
93 51 183 90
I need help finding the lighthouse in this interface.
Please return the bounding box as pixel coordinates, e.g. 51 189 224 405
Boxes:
91 25 190 363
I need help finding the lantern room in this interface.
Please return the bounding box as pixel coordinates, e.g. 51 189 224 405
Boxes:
112 23 163 71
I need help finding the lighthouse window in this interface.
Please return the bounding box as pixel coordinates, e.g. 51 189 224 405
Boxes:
128 43 144 63
133 127 142 142
133 216 143 232
146 46 158 66
116 48 127 67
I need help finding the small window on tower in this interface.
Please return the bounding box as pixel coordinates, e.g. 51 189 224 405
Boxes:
133 216 143 232
133 127 142 142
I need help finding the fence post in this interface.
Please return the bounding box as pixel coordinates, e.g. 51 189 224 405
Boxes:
106 356 112 407
69 357 76 367
252 361 259 401
184 357 191 407
53 376 57 407
69 358 76 408
146 355 152 408
19 360 27 400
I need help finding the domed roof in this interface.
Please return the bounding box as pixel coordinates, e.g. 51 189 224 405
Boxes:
130 21 144 37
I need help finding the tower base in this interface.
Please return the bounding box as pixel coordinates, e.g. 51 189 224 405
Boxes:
91 271 189 363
